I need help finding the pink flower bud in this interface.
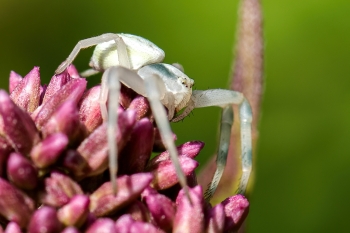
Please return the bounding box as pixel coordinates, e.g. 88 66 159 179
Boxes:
222 194 249 232
40 172 83 207
147 156 198 190
123 200 149 222
128 96 151 120
206 203 225 233
42 69 72 104
115 215 165 233
67 65 80 79
60 227 80 233
30 133 68 168
119 118 154 174
0 178 34 227
0 136 12 177
78 85 102 133
62 149 89 178
4 222 21 233
148 141 204 165
85 218 116 233
7 152 38 190
10 66 40 113
143 187 175 231
57 194 90 227
77 110 136 177
119 85 138 109
34 78 87 129
90 173 153 217
173 186 205 233
0 90 40 154
28 206 62 233
153 128 177 152
42 100 85 143
9 71 22 94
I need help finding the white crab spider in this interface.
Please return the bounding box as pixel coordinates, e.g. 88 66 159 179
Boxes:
55 33 252 201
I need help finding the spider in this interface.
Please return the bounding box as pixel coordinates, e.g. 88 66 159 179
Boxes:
55 33 252 201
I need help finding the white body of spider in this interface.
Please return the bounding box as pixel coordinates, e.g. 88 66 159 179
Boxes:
56 33 252 201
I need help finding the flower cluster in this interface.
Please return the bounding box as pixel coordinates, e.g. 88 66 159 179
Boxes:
0 66 249 233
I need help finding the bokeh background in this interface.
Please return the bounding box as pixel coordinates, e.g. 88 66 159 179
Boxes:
1 0 349 232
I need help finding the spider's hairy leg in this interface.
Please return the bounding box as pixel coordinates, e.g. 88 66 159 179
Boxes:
170 97 195 123
103 66 146 195
143 73 192 204
105 68 120 195
55 33 130 74
191 90 252 201
204 105 233 201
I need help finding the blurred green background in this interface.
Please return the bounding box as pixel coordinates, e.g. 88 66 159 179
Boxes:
1 0 349 232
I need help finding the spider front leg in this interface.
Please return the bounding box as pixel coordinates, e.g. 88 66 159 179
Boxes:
189 90 253 201
103 66 191 201
55 33 130 74
101 66 146 194
143 73 192 202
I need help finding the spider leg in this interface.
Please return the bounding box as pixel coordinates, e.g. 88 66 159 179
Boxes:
55 33 130 74
171 63 184 73
204 105 233 201
142 72 192 203
101 66 147 194
190 89 252 201
99 36 139 194
80 69 100 77
170 96 195 122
